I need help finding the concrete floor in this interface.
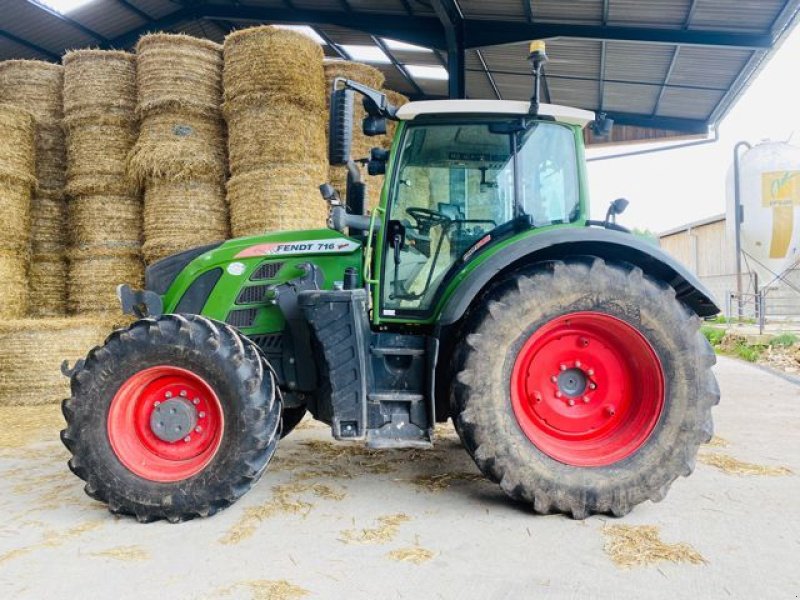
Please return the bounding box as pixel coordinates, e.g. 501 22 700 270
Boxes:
0 355 798 600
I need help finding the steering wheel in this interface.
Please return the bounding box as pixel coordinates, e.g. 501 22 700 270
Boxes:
406 207 451 236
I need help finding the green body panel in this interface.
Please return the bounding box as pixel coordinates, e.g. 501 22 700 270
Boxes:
369 120 590 326
161 229 363 336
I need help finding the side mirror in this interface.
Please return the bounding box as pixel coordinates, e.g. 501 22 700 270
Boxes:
367 147 389 176
605 197 629 225
363 114 387 137
329 86 354 166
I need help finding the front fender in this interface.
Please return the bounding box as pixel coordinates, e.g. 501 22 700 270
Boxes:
437 227 719 325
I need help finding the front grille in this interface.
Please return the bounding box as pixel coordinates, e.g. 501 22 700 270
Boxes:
236 284 270 305
226 308 258 328
250 261 284 281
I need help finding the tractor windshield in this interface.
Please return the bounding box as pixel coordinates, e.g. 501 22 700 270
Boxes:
382 119 580 314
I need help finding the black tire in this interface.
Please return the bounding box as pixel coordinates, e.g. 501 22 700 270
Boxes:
60 314 281 523
280 406 307 439
451 258 719 519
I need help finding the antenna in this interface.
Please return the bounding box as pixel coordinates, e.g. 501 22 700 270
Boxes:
528 40 548 117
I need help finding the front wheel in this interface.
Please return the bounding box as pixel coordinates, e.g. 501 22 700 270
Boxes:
61 314 281 522
452 259 719 518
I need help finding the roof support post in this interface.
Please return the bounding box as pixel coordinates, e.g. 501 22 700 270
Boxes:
431 0 466 99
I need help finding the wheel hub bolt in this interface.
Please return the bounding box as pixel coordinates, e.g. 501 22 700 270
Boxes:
154 401 161 407
183 436 191 443
575 360 582 368
567 398 575 406
198 411 206 418
165 392 172 399
559 364 567 371
587 369 594 376
555 391 563 398
589 382 596 390
583 396 590 403
195 426 202 433
606 406 616 417
193 398 200 405
179 390 187 397
551 375 558 383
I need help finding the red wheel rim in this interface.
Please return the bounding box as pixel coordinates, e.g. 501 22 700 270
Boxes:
107 366 224 482
510 312 665 467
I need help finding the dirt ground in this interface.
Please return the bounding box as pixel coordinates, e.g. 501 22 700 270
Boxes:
0 355 798 599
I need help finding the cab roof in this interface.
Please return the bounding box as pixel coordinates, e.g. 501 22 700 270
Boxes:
395 100 595 129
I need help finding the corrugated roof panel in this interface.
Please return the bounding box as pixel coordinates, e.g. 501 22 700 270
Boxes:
290 0 349 11
169 19 227 44
608 0 692 27
316 24 374 46
341 0 408 15
381 70 416 95
604 42 674 84
466 70 498 99
4 0 98 51
0 34 51 60
389 48 442 67
690 0 786 32
656 87 725 119
415 76 448 97
456 0 527 21
669 46 752 88
602 82 661 113
546 39 602 78
129 0 181 19
527 0 604 24
67 1 148 40
546 76 600 110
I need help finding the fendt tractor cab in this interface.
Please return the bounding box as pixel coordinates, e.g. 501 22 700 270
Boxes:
61 43 720 522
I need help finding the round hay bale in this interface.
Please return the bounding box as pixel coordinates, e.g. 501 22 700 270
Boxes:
223 26 325 112
135 33 223 119
0 60 63 123
0 104 35 184
68 246 144 314
0 178 33 254
128 110 227 184
62 49 136 124
27 254 68 317
143 180 229 263
0 317 124 406
34 121 67 193
29 195 68 254
0 250 28 319
225 98 326 172
227 166 328 237
65 122 138 195
69 195 142 249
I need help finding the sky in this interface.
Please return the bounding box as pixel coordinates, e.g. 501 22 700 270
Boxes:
585 26 800 234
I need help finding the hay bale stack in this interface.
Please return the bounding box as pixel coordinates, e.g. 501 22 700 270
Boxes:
223 26 327 236
324 61 385 212
0 251 29 318
62 50 143 315
132 34 229 264
0 317 123 406
0 60 68 316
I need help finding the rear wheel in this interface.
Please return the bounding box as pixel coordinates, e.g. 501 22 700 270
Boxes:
452 259 719 518
61 314 281 522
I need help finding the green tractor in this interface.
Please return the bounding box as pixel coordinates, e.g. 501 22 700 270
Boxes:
61 43 719 522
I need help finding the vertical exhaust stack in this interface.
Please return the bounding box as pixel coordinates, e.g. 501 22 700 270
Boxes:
528 40 548 117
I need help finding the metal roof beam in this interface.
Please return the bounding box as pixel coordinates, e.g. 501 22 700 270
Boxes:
0 28 60 60
23 0 109 44
107 7 195 49
475 49 501 99
522 0 534 23
431 0 466 98
652 46 681 116
201 5 445 48
605 111 708 134
465 21 773 49
372 36 424 97
315 27 350 60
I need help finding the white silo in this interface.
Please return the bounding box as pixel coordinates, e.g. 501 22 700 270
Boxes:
726 140 800 285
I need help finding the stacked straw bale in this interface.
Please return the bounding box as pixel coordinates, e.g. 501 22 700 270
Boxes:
63 50 144 314
223 26 328 237
0 60 68 316
0 105 35 319
324 61 385 212
130 34 229 263
0 317 124 406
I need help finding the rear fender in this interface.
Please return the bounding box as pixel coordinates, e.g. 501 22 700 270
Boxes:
437 227 719 325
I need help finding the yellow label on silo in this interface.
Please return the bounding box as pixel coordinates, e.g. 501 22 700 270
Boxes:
762 171 800 258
